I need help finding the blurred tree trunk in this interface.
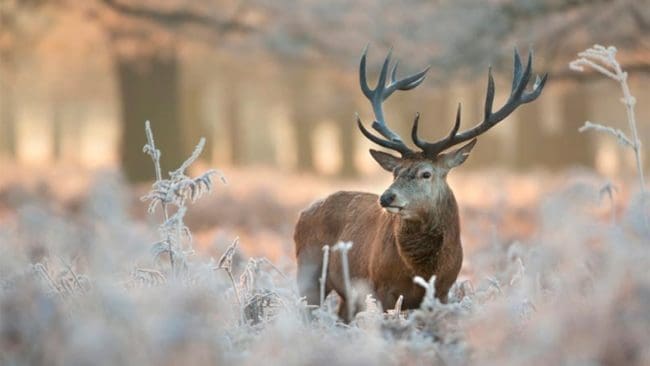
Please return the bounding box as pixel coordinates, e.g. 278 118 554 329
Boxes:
181 80 210 163
223 74 244 165
513 101 546 170
51 100 64 161
245 85 276 165
66 106 83 165
552 84 595 169
331 91 357 178
463 84 501 168
0 67 17 159
293 107 314 173
116 52 183 182
287 67 314 173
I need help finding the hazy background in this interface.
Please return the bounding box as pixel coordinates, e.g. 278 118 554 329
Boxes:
1 3 649 365
1 0 649 259
1 0 649 178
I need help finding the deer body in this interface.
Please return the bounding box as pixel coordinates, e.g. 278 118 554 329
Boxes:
295 187 462 317
295 47 546 321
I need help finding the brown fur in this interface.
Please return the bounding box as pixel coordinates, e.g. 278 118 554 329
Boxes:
294 163 464 321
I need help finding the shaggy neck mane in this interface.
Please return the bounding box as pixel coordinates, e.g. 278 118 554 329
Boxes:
394 188 460 277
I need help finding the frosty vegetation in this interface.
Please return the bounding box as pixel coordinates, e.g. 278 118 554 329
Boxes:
1 46 649 365
570 45 645 191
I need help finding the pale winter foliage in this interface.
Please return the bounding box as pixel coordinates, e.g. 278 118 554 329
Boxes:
570 44 649 233
1 64 650 365
140 120 225 274
570 45 645 191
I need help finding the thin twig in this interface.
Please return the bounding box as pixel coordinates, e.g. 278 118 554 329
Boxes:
33 263 61 294
393 295 404 320
144 121 174 273
172 137 206 177
226 269 242 308
217 238 243 308
319 245 330 307
58 256 83 292
570 44 647 229
256 258 290 281
579 121 633 148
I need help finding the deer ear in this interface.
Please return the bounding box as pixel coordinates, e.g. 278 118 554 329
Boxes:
369 149 401 172
443 139 477 168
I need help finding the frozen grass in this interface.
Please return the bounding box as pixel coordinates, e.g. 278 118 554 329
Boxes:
0 161 648 366
571 44 649 235
2 179 647 365
570 45 645 192
1 72 650 365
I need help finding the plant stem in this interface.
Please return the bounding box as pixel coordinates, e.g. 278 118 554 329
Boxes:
319 245 330 307
615 63 649 230
341 251 353 321
393 295 404 320
615 68 645 192
226 269 242 309
145 121 175 274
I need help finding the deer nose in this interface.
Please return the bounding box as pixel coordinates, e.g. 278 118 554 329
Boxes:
379 192 396 207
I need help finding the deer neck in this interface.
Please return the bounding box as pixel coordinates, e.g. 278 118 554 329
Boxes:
393 187 460 276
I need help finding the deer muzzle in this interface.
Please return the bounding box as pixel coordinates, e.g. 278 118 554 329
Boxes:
379 191 403 213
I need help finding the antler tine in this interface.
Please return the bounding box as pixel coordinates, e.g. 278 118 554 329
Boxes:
410 112 423 148
356 115 413 156
484 67 495 120
359 47 401 143
359 46 373 100
413 104 462 155
357 46 430 157
384 62 430 98
412 48 547 157
521 74 547 102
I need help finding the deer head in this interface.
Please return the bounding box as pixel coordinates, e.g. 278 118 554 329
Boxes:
357 47 547 219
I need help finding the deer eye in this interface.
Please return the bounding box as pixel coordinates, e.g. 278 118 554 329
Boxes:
421 171 432 179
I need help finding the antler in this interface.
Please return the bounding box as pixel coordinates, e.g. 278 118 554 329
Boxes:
412 49 548 156
356 46 430 157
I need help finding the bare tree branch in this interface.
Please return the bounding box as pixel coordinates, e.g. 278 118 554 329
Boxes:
100 0 255 36
501 0 612 20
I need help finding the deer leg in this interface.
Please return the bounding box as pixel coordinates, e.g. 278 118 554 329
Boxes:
296 246 322 307
337 296 350 323
435 275 455 304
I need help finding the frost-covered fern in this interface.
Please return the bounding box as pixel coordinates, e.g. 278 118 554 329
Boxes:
141 120 226 275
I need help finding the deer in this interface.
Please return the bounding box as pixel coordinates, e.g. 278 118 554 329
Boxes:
294 46 547 322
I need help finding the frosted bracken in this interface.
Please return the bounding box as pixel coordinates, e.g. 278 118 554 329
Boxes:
1 57 649 365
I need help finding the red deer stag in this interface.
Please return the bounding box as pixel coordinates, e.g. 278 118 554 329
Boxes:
294 47 546 321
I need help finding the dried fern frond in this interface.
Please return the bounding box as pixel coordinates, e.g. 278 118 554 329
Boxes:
140 171 221 212
170 137 206 178
159 207 191 243
242 289 283 325
239 257 260 296
217 238 239 271
128 268 167 287
141 122 226 275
